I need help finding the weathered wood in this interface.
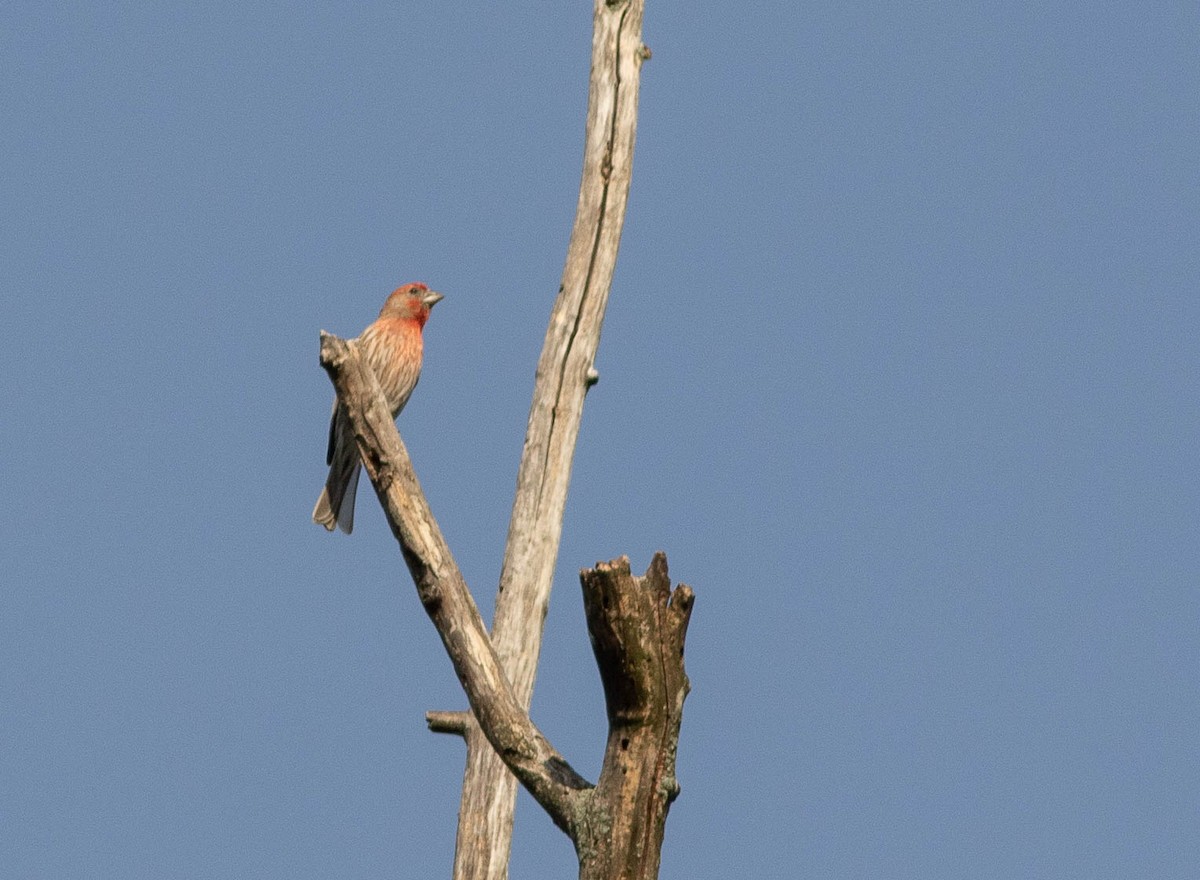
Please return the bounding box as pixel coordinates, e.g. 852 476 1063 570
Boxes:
319 334 694 879
576 555 692 880
318 333 593 835
426 710 471 737
448 2 651 877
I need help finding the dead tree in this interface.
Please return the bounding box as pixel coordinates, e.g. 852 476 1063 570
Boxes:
317 2 691 878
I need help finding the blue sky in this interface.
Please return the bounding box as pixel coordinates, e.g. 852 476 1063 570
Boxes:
3 2 1197 877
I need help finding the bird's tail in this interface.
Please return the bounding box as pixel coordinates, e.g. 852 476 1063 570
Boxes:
312 411 361 534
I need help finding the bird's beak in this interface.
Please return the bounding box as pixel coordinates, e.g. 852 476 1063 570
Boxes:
422 290 444 308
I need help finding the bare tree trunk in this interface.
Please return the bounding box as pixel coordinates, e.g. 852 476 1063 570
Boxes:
576 556 692 880
438 2 651 877
318 0 670 875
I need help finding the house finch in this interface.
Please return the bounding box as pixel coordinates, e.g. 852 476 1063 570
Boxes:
313 282 443 533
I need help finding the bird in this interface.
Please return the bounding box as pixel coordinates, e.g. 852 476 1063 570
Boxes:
313 282 443 533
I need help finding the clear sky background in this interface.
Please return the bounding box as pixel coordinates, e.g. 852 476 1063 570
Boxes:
3 3 1197 878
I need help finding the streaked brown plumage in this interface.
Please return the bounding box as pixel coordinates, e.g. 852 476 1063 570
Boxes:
313 282 443 533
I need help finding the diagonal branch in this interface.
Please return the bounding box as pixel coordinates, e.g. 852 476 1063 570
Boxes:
318 332 593 836
318 332 694 880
